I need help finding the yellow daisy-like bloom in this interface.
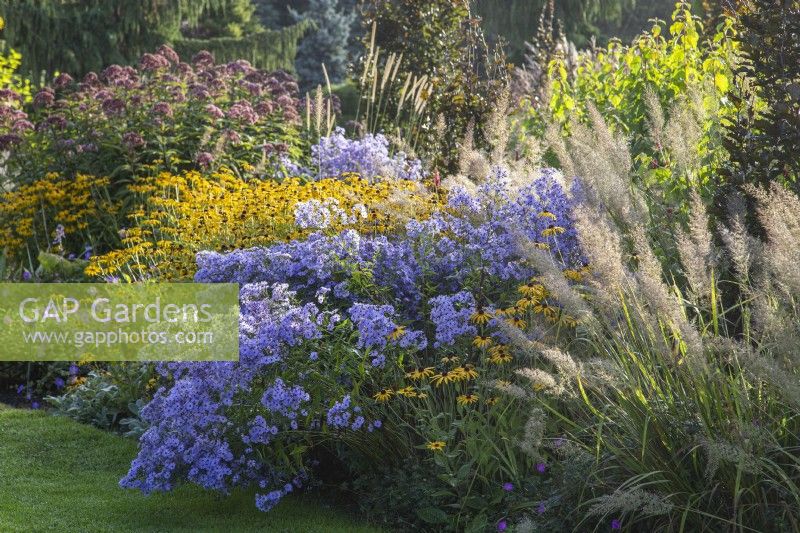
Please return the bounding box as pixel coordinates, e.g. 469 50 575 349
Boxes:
542 224 566 237
472 336 493 349
485 396 500 406
441 356 460 365
489 344 508 356
426 441 446 452
534 302 557 320
505 317 526 329
516 296 538 310
387 325 406 340
83 171 441 282
458 364 479 380
470 308 493 325
405 367 435 380
70 376 88 389
449 367 466 381
396 386 417 397
373 388 394 402
538 210 557 220
456 393 479 406
560 314 578 327
533 241 551 250
563 269 583 282
489 346 513 365
518 281 545 298
430 371 456 387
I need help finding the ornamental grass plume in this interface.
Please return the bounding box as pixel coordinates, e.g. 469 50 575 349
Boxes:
552 104 643 229
675 189 716 299
516 100 800 531
750 182 800 296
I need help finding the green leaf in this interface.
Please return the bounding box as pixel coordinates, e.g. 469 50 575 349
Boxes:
714 72 729 93
415 506 449 524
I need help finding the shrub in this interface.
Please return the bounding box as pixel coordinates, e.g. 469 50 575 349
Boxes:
360 0 511 171
0 45 310 273
525 1 738 206
2 45 305 188
0 2 309 78
723 0 800 192
290 0 356 90
120 165 584 529
0 17 31 103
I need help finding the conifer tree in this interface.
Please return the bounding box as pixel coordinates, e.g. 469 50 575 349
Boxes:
0 1 309 78
290 0 356 89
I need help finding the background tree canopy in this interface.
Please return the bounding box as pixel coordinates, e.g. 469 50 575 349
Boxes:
0 1 700 85
475 0 689 63
0 0 310 78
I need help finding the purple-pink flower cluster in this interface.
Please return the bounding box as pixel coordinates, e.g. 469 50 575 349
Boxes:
0 44 305 185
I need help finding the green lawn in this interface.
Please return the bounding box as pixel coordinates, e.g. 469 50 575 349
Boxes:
0 405 379 533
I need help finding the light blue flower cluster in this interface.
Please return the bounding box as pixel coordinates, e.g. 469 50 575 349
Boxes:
312 127 425 181
261 378 310 421
123 165 584 513
429 291 477 347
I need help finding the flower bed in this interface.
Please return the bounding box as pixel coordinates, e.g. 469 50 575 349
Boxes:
121 168 582 530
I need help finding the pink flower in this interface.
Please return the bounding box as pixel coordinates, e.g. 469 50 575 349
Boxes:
54 73 74 89
192 51 215 68
156 44 180 65
205 104 225 119
196 151 214 168
139 53 170 71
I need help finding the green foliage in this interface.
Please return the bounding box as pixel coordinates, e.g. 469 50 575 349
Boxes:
0 361 76 407
476 0 636 62
518 49 800 526
173 21 311 71
360 0 510 171
0 17 31 100
180 0 261 39
3 53 304 188
36 252 90 282
0 1 307 78
46 364 154 436
527 2 738 206
723 0 800 191
0 47 306 266
526 184 800 531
